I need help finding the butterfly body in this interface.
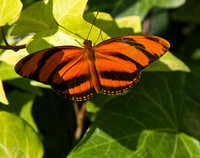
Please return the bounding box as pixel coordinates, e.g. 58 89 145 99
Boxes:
83 40 100 94
15 35 170 101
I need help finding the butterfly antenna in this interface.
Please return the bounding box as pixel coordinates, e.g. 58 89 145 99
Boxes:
103 34 108 41
86 10 100 40
56 22 85 40
94 29 102 46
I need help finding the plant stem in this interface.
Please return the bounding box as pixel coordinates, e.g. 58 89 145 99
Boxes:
1 26 9 46
0 44 26 51
73 101 86 141
143 10 152 35
0 26 26 51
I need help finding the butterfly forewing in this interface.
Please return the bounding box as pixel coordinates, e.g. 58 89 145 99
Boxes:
15 46 95 101
94 35 170 95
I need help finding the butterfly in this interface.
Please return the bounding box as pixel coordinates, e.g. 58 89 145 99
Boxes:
15 34 170 101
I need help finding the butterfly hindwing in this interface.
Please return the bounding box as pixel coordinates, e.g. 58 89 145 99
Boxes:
94 35 170 94
50 54 95 101
15 46 95 101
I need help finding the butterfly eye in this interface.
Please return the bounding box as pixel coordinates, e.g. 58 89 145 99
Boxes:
83 40 92 45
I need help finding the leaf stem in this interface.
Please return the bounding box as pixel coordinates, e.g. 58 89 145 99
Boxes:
0 26 26 51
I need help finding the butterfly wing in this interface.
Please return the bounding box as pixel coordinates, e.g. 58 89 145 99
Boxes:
15 46 95 101
94 35 170 94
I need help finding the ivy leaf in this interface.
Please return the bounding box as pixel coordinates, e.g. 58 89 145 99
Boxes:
0 62 43 96
183 61 200 139
10 1 55 35
0 62 19 80
0 0 22 26
11 0 107 53
1 90 39 132
112 0 186 19
0 111 43 157
84 12 142 37
69 72 200 158
0 77 8 105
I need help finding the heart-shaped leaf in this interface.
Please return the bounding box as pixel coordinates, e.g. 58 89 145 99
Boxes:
69 72 200 158
0 111 43 157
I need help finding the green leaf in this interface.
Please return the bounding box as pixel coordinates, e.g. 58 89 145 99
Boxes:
84 12 142 37
183 61 200 139
69 72 200 158
0 62 19 81
11 0 107 53
86 94 117 114
0 111 43 157
0 90 39 132
0 62 43 96
144 52 190 72
112 0 186 19
148 9 169 35
115 16 142 34
136 132 200 158
0 0 22 26
0 77 8 105
10 1 55 35
6 78 43 97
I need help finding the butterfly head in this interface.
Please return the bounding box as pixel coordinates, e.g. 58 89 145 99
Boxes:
83 40 92 46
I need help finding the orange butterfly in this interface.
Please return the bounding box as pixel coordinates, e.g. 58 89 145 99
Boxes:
15 19 170 101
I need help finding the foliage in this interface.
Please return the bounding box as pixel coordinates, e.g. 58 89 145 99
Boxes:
0 0 200 157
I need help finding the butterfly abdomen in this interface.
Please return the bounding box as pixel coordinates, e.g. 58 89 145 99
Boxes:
83 42 100 93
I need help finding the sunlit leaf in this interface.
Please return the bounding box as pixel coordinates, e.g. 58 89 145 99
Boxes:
0 0 22 26
0 111 43 157
0 77 8 105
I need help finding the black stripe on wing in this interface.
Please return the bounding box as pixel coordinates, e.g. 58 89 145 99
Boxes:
46 58 75 84
108 53 145 70
28 48 62 80
51 74 91 90
115 38 145 48
145 36 170 51
100 71 139 81
100 70 141 95
134 47 159 63
114 38 160 63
